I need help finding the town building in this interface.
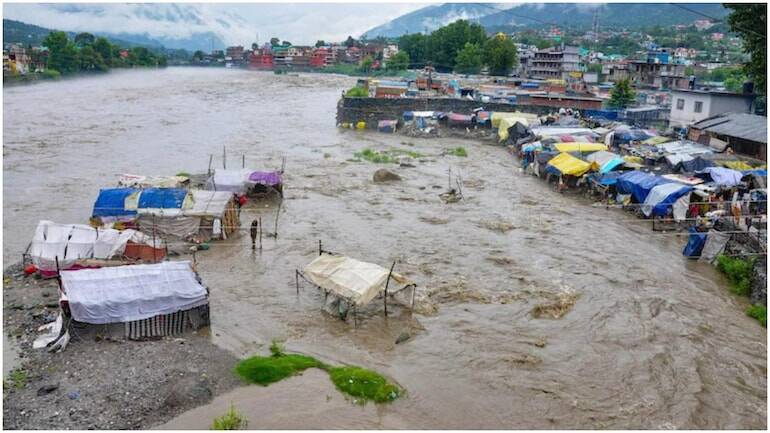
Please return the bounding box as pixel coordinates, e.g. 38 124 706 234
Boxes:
529 45 580 80
669 88 756 128
688 112 767 161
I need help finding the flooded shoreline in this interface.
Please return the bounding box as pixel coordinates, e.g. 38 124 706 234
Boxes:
3 67 766 429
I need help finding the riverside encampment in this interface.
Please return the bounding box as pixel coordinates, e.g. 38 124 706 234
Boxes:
3 68 766 429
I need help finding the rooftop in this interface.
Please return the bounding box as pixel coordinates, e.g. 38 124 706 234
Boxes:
672 88 756 98
692 112 767 144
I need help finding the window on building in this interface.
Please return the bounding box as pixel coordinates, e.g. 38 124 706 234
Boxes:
676 98 685 110
694 101 703 113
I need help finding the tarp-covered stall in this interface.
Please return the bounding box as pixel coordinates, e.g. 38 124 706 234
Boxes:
92 188 138 222
205 169 253 193
28 221 164 277
497 117 530 143
545 153 596 177
60 261 209 338
641 182 693 217
585 150 625 173
616 171 671 203
553 142 608 153
299 253 417 321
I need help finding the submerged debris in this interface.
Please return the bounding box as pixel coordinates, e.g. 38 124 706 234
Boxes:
373 169 402 183
531 289 580 319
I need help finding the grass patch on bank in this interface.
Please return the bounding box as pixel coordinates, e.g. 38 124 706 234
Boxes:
448 147 468 157
328 366 402 403
7 368 27 389
354 148 423 164
746 304 767 327
716 255 754 297
233 341 402 404
211 404 248 430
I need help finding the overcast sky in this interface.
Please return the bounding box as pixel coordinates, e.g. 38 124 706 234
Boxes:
3 3 428 45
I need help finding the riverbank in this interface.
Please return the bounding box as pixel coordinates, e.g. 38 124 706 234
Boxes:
2 263 242 430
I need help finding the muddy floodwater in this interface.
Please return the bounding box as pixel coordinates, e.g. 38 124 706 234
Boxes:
4 68 766 429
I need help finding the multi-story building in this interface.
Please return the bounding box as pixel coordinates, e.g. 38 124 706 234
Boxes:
528 45 580 80
669 88 756 127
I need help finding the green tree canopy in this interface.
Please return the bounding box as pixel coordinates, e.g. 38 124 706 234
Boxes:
483 33 517 77
427 20 487 72
386 51 409 71
74 32 95 47
397 33 429 67
43 31 78 74
77 45 107 71
454 42 483 75
726 3 766 94
92 37 113 65
607 79 637 109
359 55 374 73
269 37 280 46
315 40 326 48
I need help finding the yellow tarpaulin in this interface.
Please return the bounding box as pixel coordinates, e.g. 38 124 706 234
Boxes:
497 117 529 142
546 152 596 176
491 111 538 128
623 155 644 164
720 160 753 171
553 142 608 153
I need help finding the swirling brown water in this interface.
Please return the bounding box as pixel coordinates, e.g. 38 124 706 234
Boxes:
3 68 766 429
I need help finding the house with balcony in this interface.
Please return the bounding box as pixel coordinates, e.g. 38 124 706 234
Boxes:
528 45 580 80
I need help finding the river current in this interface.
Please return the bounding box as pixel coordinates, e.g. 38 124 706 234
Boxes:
3 68 766 429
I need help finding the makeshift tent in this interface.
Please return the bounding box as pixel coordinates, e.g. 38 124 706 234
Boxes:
531 127 594 137
476 111 492 125
553 142 608 153
491 112 538 128
616 171 671 203
60 261 208 325
28 221 160 275
641 182 693 217
92 188 138 219
205 169 253 193
377 120 397 133
184 190 240 240
248 171 282 187
302 254 414 307
402 111 434 122
447 112 474 127
697 167 744 187
642 136 670 145
498 117 529 142
678 156 715 173
545 153 596 177
118 175 189 189
138 188 189 210
585 150 625 173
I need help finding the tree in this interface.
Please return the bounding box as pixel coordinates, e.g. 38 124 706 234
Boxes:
483 33 517 76
281 41 291 46
192 50 205 61
315 40 326 48
77 45 107 71
43 31 78 74
74 32 95 47
252 43 259 51
725 3 766 94
92 37 114 65
269 37 280 46
398 33 428 67
359 55 374 73
454 42 483 75
587 63 603 74
345 36 357 48
607 79 636 109
386 50 409 71
427 20 487 72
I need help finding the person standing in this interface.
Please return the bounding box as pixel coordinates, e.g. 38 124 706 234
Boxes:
250 218 260 250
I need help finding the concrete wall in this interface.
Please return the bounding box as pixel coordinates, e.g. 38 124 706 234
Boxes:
336 97 555 128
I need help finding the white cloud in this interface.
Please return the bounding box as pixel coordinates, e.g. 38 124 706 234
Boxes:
3 3 427 46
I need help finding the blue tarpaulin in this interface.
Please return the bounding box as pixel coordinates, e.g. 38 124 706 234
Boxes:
92 188 137 217
683 228 707 258
642 182 693 217
137 188 188 209
742 169 767 177
616 171 671 203
582 109 619 121
595 171 622 186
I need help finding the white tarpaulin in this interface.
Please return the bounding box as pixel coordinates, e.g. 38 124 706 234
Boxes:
641 183 692 217
185 190 233 218
303 255 414 306
61 261 208 324
205 169 253 193
118 174 189 189
30 221 137 271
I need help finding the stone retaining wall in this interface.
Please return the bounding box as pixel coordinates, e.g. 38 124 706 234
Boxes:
336 97 554 128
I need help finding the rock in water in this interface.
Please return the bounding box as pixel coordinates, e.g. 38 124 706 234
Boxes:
373 169 401 183
395 331 411 344
37 384 59 396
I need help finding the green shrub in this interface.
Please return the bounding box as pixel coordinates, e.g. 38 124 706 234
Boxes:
41 69 61 80
354 148 395 164
175 171 191 177
327 366 401 403
746 304 767 327
8 369 27 389
211 404 248 430
716 255 754 297
345 86 369 97
449 147 468 157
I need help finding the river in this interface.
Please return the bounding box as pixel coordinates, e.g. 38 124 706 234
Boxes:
3 67 766 429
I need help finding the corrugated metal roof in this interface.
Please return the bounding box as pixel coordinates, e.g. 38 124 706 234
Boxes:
692 112 767 144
